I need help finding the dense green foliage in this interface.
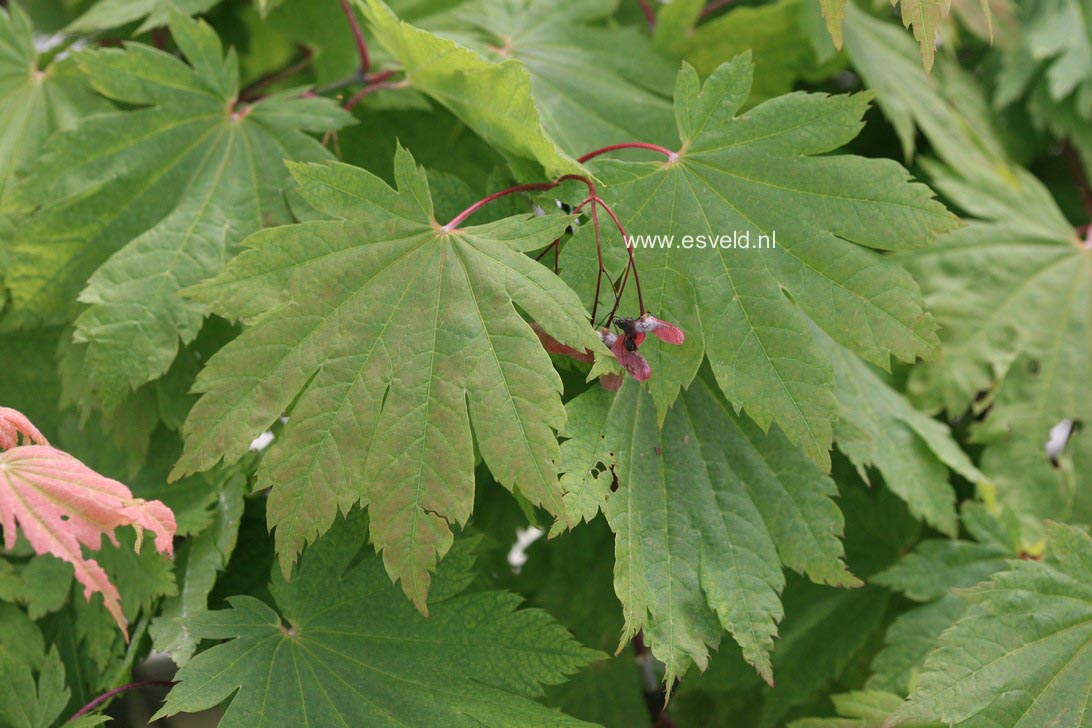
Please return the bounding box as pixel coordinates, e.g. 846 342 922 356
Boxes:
0 0 1089 725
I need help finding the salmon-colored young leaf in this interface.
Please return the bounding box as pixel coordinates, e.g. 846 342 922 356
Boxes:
0 407 176 639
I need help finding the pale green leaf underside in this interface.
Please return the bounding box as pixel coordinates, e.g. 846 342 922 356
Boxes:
818 0 953 71
843 4 1009 165
891 523 1092 727
358 0 585 179
997 0 1092 118
845 4 1091 521
904 214 1091 521
155 515 601 727
568 56 955 468
424 0 678 155
559 371 857 687
174 147 601 611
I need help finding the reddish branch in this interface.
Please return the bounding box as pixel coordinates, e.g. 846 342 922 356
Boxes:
1062 139 1092 221
68 680 177 722
343 69 401 110
634 0 738 30
239 6 401 110
600 199 645 319
442 175 596 231
338 0 372 73
241 46 314 100
440 144 667 323
699 0 738 18
578 142 676 164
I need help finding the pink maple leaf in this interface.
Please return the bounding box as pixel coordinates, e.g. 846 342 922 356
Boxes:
0 407 176 640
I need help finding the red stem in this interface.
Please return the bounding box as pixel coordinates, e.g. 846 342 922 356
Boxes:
578 142 676 164
68 680 176 722
635 0 656 28
699 0 737 18
343 70 399 110
443 183 563 231
1062 139 1092 221
441 165 647 325
574 196 609 323
338 0 371 73
590 202 606 323
443 175 595 231
241 47 313 100
597 198 645 317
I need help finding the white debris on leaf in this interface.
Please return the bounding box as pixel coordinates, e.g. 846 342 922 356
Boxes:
507 526 545 574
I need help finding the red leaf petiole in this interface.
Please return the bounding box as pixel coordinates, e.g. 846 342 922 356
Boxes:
442 141 682 324
578 142 676 164
68 680 177 722
338 0 371 74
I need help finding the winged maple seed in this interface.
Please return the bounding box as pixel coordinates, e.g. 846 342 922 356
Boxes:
601 314 686 383
0 407 176 640
533 315 685 387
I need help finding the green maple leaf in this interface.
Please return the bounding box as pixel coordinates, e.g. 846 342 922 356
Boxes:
3 11 352 411
154 514 601 727
358 0 585 179
682 0 828 106
843 2 1007 164
151 474 245 664
818 0 954 71
873 537 1010 603
0 5 111 204
845 12 1091 521
0 648 101 728
568 55 957 467
681 576 894 728
867 503 1024 697
0 609 104 727
255 0 288 20
0 556 72 622
891 0 951 73
20 557 73 621
817 0 848 49
883 90 1090 522
793 690 933 728
646 471 918 715
0 604 44 671
815 329 983 536
513 520 649 727
67 0 223 34
868 595 967 696
997 0 1092 119
652 0 705 55
558 370 858 687
890 522 1092 727
173 145 601 610
421 0 677 154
